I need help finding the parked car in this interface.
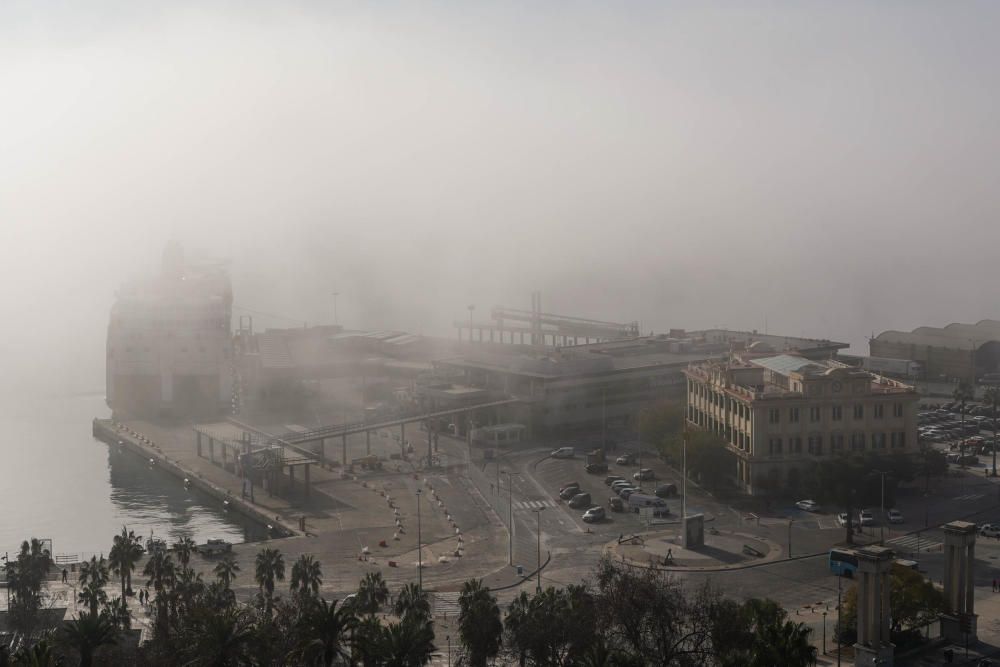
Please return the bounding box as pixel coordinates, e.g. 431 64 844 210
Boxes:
551 447 575 459
568 492 592 509
981 523 1000 538
559 486 581 500
859 509 874 526
608 497 625 512
559 482 580 493
605 475 625 486
616 453 636 465
887 509 904 524
654 483 678 498
795 499 820 512
633 468 655 481
586 462 609 474
582 506 606 522
619 487 642 500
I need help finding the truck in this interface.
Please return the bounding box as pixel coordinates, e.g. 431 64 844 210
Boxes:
627 493 667 512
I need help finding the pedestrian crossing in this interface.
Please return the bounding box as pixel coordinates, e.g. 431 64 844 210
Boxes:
432 591 462 617
886 534 941 552
953 493 986 501
512 499 557 511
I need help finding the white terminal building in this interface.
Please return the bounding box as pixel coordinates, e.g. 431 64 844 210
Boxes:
106 243 233 419
684 352 919 496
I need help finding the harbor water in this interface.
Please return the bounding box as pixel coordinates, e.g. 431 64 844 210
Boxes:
0 391 265 559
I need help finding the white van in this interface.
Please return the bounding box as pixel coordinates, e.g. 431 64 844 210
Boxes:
551 447 575 459
627 493 666 512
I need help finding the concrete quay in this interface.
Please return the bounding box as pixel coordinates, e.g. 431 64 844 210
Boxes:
91 417 516 598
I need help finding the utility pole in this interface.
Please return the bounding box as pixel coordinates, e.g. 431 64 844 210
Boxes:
502 471 513 565
331 292 339 326
416 488 422 589
532 508 544 591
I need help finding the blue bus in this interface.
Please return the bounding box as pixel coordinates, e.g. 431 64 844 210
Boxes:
829 548 858 576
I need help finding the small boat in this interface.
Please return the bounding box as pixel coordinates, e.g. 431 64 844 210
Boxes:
195 539 232 557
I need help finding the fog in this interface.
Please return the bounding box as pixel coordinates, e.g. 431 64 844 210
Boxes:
3 1 1000 397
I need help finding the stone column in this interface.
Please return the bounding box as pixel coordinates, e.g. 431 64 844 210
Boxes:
854 545 894 667
940 520 978 642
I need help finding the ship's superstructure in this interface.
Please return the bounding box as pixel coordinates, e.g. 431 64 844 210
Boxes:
106 243 233 419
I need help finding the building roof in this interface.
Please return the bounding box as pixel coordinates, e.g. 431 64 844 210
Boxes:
874 320 1000 351
749 354 830 376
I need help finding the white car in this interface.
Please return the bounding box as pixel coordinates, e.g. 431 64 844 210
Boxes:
795 499 820 513
582 506 606 523
887 509 904 524
550 447 575 459
859 509 875 526
981 523 1000 538
837 513 859 528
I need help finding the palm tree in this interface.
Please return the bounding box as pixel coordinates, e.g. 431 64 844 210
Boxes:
143 550 176 637
984 385 1000 476
180 606 256 667
59 612 118 667
290 554 323 599
457 579 501 667
293 598 358 667
173 536 197 569
12 638 56 666
214 554 241 590
108 526 144 599
254 547 285 615
102 595 132 631
356 571 389 617
78 580 108 617
78 557 110 616
954 381 975 458
378 615 436 667
393 582 430 621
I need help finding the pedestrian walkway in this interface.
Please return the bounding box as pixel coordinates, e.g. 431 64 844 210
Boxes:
432 591 462 617
886 534 942 552
512 499 557 511
953 492 986 501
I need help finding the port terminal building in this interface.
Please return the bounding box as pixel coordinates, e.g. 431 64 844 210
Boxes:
871 320 1000 383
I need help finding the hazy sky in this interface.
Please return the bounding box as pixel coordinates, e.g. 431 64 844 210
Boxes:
3 1 1000 395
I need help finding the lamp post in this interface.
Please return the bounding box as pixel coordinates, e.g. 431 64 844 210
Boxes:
416 488 423 589
331 292 339 326
822 610 827 655
836 573 842 667
787 519 793 558
873 469 888 543
532 507 544 591
467 305 475 343
501 470 513 565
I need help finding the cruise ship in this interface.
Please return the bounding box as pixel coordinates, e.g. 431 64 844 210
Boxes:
106 243 233 420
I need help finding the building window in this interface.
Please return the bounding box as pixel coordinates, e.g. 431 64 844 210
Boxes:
791 436 802 453
769 409 780 424
873 433 886 449
789 407 800 423
893 403 904 418
874 404 884 419
832 434 844 452
853 405 864 420
769 437 783 455
808 435 823 455
832 406 842 421
850 433 866 451
891 432 907 449
809 407 821 422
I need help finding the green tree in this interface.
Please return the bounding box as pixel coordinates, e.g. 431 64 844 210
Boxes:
638 401 685 459
394 582 430 621
143 550 176 638
685 431 735 492
292 598 358 667
254 547 286 616
839 563 946 642
58 612 118 667
290 554 323 600
214 554 240 592
108 526 144 599
101 596 131 631
356 571 390 617
11 638 56 667
179 606 256 667
78 557 110 616
377 614 436 667
173 536 197 569
457 579 502 667
5 538 53 635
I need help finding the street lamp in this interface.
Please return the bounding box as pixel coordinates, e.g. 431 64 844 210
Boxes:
787 519 793 558
501 470 513 565
531 507 544 591
331 292 340 326
822 610 827 655
416 488 422 589
872 469 889 543
467 305 475 343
